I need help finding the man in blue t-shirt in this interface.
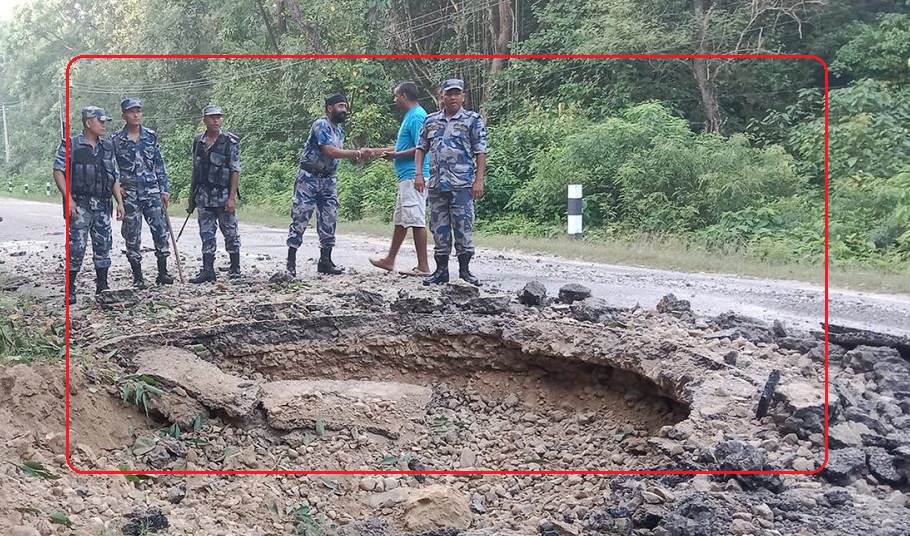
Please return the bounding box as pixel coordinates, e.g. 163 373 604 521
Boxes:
366 81 432 276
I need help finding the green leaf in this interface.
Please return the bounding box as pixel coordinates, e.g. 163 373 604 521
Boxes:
614 433 626 442
132 436 158 456
220 446 240 460
49 512 73 527
21 461 61 480
381 455 398 465
192 415 204 431
15 506 41 515
315 418 326 437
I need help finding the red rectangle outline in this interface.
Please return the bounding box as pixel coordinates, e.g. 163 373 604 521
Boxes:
64 53 829 477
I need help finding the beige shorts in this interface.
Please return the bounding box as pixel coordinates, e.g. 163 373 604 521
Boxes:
393 179 428 228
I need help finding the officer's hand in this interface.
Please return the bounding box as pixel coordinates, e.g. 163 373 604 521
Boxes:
226 196 237 214
67 197 77 220
382 151 396 161
161 192 170 210
471 181 484 200
115 204 125 221
414 175 426 193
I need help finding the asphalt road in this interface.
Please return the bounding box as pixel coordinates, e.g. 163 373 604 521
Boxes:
2 195 909 336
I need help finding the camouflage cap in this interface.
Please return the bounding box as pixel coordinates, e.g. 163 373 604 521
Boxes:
203 104 224 116
441 79 465 92
120 97 142 111
81 106 112 122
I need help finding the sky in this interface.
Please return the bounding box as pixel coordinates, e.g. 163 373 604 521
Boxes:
0 0 34 21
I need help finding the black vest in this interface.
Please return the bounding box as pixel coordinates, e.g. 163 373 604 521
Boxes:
70 138 115 198
195 134 234 188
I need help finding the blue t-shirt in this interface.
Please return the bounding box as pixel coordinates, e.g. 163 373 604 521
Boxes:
394 105 431 181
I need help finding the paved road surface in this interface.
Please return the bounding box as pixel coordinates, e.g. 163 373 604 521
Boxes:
2 196 908 336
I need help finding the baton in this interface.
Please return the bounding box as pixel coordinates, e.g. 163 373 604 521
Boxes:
176 210 192 242
164 207 186 284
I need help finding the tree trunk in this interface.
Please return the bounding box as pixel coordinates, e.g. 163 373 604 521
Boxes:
692 0 723 133
253 0 281 54
483 0 512 116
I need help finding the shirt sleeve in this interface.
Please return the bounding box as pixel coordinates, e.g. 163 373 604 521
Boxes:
407 113 423 150
416 118 430 152
471 115 488 155
228 141 240 173
52 140 67 171
316 121 334 147
153 140 169 192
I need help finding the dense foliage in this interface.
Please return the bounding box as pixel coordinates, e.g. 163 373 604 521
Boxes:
0 0 908 269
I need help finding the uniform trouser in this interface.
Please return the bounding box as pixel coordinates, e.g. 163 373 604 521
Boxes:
121 190 170 263
428 187 475 257
197 207 240 255
69 197 112 273
287 172 338 250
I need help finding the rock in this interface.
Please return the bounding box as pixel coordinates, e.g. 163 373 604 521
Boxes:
771 381 826 438
712 441 784 492
355 289 384 309
135 347 259 419
96 288 140 309
268 271 293 285
459 448 476 468
642 491 665 504
391 296 442 313
259 379 432 439
360 478 378 491
145 444 173 469
723 351 738 365
570 297 615 322
558 283 591 304
829 422 873 448
8 527 40 536
367 487 409 509
894 446 910 480
543 519 580 536
823 488 852 507
729 519 755 535
873 357 910 398
403 485 472 531
467 296 511 315
470 493 486 514
335 518 392 536
442 283 481 305
657 294 691 314
866 447 905 486
844 345 901 373
518 281 547 306
167 485 186 504
771 320 788 338
820 448 867 485
122 507 169 535
753 503 773 521
660 493 731 536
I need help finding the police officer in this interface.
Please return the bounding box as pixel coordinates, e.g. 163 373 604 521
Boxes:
111 97 174 289
187 104 241 283
415 79 487 286
285 93 364 277
52 106 125 304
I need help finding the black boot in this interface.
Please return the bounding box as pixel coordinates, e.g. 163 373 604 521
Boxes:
155 256 174 285
457 252 481 286
129 259 147 289
228 252 241 279
317 247 344 275
286 247 297 277
189 253 216 284
67 270 77 305
95 267 109 294
422 255 450 286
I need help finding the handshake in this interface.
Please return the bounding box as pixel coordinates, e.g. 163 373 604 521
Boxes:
355 147 397 165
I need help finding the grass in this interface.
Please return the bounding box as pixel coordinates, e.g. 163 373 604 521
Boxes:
0 290 66 363
236 206 910 294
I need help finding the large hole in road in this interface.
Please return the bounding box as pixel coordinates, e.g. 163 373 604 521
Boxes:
80 313 691 472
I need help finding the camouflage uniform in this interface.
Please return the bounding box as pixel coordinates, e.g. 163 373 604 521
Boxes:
54 133 119 273
112 125 170 263
417 106 488 257
287 116 343 250
193 131 241 255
